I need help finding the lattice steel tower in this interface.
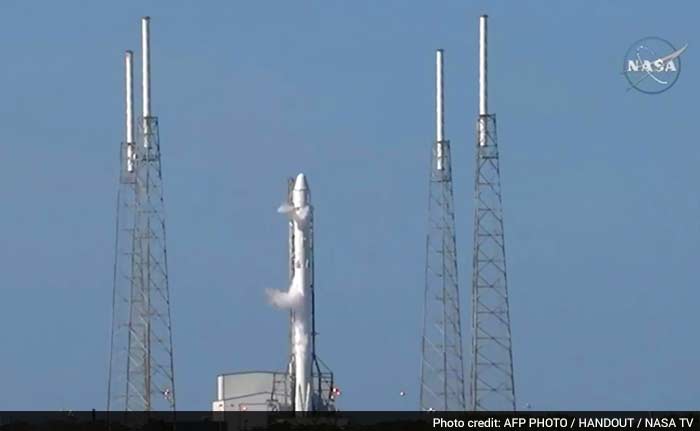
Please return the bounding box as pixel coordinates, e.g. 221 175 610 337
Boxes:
420 49 466 411
108 17 176 412
469 15 516 411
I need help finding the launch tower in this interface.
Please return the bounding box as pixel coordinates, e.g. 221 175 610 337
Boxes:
420 49 467 411
469 15 516 411
108 17 176 412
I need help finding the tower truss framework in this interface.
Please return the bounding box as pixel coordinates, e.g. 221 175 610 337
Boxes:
420 49 467 412
109 117 176 412
108 17 176 413
469 15 516 411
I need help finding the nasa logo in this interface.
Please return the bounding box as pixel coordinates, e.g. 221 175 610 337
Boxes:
644 417 676 428
623 37 687 94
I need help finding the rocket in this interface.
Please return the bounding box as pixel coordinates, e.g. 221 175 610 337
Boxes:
268 173 314 412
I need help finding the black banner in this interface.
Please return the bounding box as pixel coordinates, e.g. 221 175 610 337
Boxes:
0 411 698 431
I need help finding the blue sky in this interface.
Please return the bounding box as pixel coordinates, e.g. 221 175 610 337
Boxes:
0 0 698 410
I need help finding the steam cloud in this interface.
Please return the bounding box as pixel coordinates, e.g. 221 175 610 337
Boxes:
278 203 310 229
266 286 303 309
277 203 294 214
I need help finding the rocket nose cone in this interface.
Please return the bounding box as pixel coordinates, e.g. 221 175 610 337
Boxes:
294 173 309 191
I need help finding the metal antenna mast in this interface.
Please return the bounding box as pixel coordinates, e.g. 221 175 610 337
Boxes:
108 16 176 412
420 49 466 411
469 15 516 411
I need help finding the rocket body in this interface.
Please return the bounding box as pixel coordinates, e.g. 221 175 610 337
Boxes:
268 173 313 411
290 173 312 412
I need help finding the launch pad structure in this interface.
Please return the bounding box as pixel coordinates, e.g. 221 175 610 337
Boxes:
420 49 466 411
100 13 515 416
420 15 517 412
108 17 176 413
469 15 517 411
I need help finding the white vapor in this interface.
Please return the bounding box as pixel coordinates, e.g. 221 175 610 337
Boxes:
277 203 311 229
265 287 303 309
277 203 294 214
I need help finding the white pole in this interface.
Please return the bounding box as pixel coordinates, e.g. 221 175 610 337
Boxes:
216 375 224 401
479 15 488 117
125 50 135 172
141 16 151 143
436 49 445 171
478 15 488 147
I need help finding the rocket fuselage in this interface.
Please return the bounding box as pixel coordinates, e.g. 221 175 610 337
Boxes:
289 174 313 412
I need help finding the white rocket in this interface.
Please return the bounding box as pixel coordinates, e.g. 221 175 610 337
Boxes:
267 173 314 412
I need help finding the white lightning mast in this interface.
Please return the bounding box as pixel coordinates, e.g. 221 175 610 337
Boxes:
470 14 517 411
420 48 466 411
108 16 176 414
141 16 151 141
125 51 135 172
436 49 445 171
